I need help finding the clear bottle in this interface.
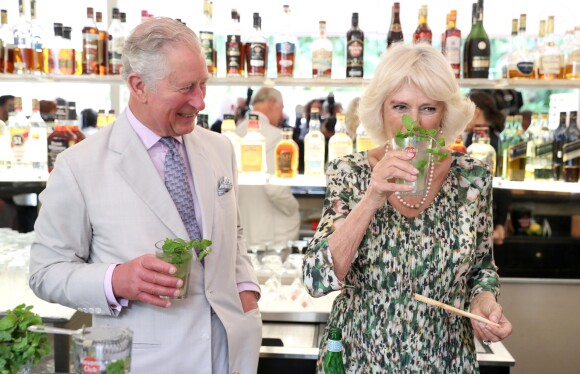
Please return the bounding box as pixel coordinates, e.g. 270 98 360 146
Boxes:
508 14 535 79
8 97 32 174
355 123 377 152
200 0 217 76
0 119 12 172
507 115 526 181
221 114 242 170
413 5 432 45
443 10 461 78
28 98 48 178
312 21 332 78
304 108 326 176
1 9 13 73
537 16 563 79
240 114 266 174
463 0 490 79
498 115 514 178
322 327 346 374
346 12 364 78
562 111 579 182
60 25 75 75
42 22 62 74
564 26 580 79
328 113 353 162
276 5 296 78
82 7 99 75
552 111 568 180
107 109 116 125
29 0 44 74
275 127 299 178
108 8 124 75
499 19 518 79
96 109 107 129
13 0 32 74
386 2 403 48
226 9 244 77
467 125 497 175
532 112 555 181
95 11 108 75
524 113 541 180
244 12 268 77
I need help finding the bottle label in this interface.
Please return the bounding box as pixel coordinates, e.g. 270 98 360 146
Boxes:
535 142 554 157
200 31 215 67
540 55 562 74
563 140 580 163
516 61 534 76
312 50 332 71
445 36 461 64
249 43 266 67
47 139 69 170
327 339 342 352
83 33 99 63
390 24 402 32
10 128 28 163
109 36 125 69
241 144 263 172
276 42 295 68
226 35 242 74
509 141 528 160
277 152 293 172
27 127 47 163
471 56 490 69
347 40 364 69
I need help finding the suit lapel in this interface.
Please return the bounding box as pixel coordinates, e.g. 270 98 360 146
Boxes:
110 111 189 240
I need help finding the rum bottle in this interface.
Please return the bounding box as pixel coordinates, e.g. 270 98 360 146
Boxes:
200 0 217 76
537 16 563 79
245 13 267 77
304 108 325 176
443 10 461 78
107 8 124 75
1 9 13 73
13 0 32 74
499 19 518 79
463 0 490 78
413 5 432 45
386 3 403 48
226 9 243 77
29 0 44 74
28 98 48 178
276 5 296 77
322 327 346 374
47 101 75 172
95 11 108 75
7 97 31 173
346 13 364 78
42 22 62 74
66 101 85 143
328 113 353 162
275 127 299 178
82 7 99 75
312 21 332 78
60 26 75 75
240 114 266 174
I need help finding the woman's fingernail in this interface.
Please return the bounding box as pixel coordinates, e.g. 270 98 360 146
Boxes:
176 279 183 288
478 323 485 328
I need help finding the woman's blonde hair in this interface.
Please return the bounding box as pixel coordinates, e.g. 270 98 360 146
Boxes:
358 43 475 146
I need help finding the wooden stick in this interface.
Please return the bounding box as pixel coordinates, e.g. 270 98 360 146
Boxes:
414 293 501 328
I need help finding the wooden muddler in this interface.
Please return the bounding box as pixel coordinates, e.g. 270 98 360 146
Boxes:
414 293 501 328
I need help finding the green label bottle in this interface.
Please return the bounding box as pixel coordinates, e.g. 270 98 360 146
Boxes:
322 327 346 374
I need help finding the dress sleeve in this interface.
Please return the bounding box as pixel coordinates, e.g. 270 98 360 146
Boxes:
302 158 353 298
467 171 500 301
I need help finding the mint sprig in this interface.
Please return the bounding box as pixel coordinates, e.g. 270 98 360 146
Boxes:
394 114 449 162
160 238 213 264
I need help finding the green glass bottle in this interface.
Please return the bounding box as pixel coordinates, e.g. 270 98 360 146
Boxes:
463 0 491 78
322 327 346 374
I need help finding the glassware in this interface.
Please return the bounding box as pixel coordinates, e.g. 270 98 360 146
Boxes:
391 136 434 198
73 326 133 374
155 240 193 300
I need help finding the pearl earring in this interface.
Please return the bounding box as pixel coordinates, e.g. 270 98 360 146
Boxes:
439 128 443 135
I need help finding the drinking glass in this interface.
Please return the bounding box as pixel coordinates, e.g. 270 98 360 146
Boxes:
155 241 193 300
391 136 434 198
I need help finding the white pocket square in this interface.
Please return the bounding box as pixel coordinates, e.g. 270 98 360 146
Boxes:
218 176 233 196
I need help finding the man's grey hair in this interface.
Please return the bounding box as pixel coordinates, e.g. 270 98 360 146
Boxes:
251 87 283 106
121 17 202 90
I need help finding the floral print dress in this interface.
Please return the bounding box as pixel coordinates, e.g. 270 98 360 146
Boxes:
303 152 500 373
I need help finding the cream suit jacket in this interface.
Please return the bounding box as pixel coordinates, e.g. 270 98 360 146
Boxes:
29 110 262 374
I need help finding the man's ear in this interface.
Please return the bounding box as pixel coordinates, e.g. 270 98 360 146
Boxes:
127 73 148 103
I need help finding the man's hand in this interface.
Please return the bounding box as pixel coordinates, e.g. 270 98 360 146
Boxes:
112 254 183 308
493 224 506 245
239 291 259 313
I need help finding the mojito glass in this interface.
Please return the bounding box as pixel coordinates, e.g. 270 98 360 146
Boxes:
391 136 434 198
155 241 193 300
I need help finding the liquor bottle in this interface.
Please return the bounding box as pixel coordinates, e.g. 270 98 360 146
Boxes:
275 127 299 178
508 14 535 79
96 109 107 129
506 115 526 181
443 10 461 78
82 7 99 75
42 22 61 74
1 9 13 73
468 126 496 174
13 0 32 74
72 26 83 76
200 0 217 76
524 113 541 180
28 98 48 178
0 119 11 172
441 13 448 54
107 109 116 125
387 2 403 48
240 114 266 174
312 21 332 78
562 111 579 182
499 19 518 79
449 135 467 153
564 26 580 79
304 108 326 176
95 11 108 75
276 5 296 78
60 26 75 75
47 101 76 172
532 113 554 181
29 0 43 74
413 5 432 45
108 8 124 75
7 97 31 173
498 115 514 179
355 124 377 152
196 113 209 129
328 113 353 162
245 12 267 77
553 111 568 180
463 0 490 79
346 13 364 78
221 114 242 170
537 16 563 79
322 327 346 374
226 9 243 77
66 101 86 143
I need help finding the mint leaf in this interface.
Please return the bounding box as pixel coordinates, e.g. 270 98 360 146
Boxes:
394 114 449 163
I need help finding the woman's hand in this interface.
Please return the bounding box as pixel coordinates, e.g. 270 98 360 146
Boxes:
364 148 419 211
470 292 513 344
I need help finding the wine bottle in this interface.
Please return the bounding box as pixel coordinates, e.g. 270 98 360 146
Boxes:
386 2 403 48
463 0 490 79
322 327 346 374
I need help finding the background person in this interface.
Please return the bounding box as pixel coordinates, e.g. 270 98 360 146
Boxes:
29 18 262 374
303 43 512 372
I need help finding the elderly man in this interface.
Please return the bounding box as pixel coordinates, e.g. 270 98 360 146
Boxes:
29 18 261 374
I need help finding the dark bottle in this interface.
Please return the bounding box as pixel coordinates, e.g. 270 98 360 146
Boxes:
413 5 432 45
245 12 267 77
226 9 244 77
463 0 490 78
82 7 99 75
66 101 86 143
199 0 217 76
553 112 568 181
47 101 76 172
562 111 580 182
196 114 209 129
387 2 403 48
323 327 346 374
346 12 364 78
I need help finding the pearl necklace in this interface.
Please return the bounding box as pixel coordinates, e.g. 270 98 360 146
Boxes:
395 154 435 209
